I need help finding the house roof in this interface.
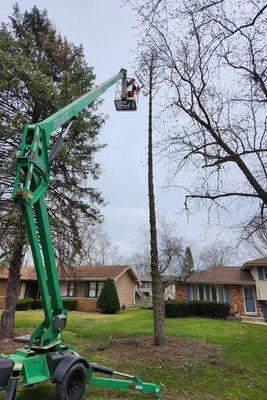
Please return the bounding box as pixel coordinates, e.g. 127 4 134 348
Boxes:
0 265 139 283
185 266 254 285
242 257 267 269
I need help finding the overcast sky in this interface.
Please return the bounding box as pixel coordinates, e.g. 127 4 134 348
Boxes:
1 0 250 264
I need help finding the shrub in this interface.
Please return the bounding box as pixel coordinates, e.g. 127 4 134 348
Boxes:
62 298 77 311
189 300 230 319
31 298 77 311
165 300 230 319
16 297 33 311
165 300 190 318
31 299 43 310
97 278 120 314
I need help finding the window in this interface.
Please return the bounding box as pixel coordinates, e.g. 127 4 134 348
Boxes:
204 285 211 301
192 284 198 300
217 285 224 302
60 281 76 297
191 284 226 303
211 285 217 302
87 281 105 298
199 285 204 300
141 282 151 288
258 266 267 280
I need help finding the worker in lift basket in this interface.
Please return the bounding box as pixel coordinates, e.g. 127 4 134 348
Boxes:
126 77 138 98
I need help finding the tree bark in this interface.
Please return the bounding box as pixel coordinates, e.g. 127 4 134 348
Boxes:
147 55 165 346
0 214 25 339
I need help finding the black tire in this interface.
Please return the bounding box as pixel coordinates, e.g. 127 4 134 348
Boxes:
55 363 87 400
5 379 17 400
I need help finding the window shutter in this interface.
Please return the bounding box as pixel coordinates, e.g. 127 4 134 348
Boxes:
186 284 192 300
224 284 230 305
258 267 264 280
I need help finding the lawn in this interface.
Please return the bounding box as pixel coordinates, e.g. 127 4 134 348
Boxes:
0 309 267 400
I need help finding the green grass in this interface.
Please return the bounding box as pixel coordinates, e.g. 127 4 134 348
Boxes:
1 309 267 399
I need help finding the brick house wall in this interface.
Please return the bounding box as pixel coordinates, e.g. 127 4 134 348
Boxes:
176 283 186 300
230 285 245 315
175 282 260 316
76 298 98 312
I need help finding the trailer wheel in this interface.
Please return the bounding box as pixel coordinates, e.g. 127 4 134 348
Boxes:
55 362 87 400
5 379 17 400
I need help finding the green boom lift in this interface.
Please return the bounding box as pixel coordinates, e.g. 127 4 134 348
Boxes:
0 69 161 399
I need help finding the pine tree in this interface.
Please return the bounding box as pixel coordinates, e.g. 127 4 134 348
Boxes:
97 278 120 314
183 247 194 276
0 5 104 338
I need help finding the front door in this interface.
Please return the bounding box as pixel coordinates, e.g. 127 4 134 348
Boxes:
244 286 256 313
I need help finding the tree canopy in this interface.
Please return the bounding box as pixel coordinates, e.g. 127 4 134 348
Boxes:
0 4 105 337
0 4 105 265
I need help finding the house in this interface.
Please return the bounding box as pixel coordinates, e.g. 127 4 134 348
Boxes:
0 265 139 312
135 274 176 303
176 258 267 317
242 257 267 317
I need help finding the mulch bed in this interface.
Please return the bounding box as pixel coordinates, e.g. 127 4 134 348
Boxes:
0 330 30 354
108 336 219 366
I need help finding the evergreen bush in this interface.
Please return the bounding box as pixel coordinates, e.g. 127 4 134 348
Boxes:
189 300 230 318
165 300 230 319
16 298 33 311
165 300 190 317
97 278 120 314
62 298 77 311
31 299 43 309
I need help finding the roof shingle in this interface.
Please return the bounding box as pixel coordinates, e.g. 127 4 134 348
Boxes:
0 265 138 282
242 257 267 269
186 266 254 284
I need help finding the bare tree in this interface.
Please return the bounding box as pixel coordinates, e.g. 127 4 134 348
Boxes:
131 226 151 277
199 240 236 268
131 218 192 282
141 50 165 345
242 216 267 258
157 217 185 278
128 0 267 239
79 223 120 266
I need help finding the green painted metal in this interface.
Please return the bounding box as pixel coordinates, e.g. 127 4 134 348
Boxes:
12 69 126 348
3 67 162 398
88 375 161 398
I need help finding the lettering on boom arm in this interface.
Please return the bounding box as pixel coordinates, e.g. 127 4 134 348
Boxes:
53 112 70 130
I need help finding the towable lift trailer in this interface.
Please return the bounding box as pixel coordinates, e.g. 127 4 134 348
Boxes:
0 69 161 400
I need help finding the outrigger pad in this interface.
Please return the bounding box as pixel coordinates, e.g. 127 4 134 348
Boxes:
0 359 14 389
14 334 30 344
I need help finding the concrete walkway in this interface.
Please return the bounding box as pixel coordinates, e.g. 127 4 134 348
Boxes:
242 320 267 326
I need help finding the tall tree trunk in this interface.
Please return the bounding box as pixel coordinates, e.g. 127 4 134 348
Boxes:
147 56 165 346
0 214 25 339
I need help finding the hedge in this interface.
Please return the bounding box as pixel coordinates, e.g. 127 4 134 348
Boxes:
31 299 43 309
62 298 77 311
165 301 190 318
17 298 77 311
165 300 230 319
16 297 33 311
189 300 230 318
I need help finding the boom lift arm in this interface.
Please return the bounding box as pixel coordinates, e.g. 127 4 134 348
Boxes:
0 69 161 399
12 68 128 349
